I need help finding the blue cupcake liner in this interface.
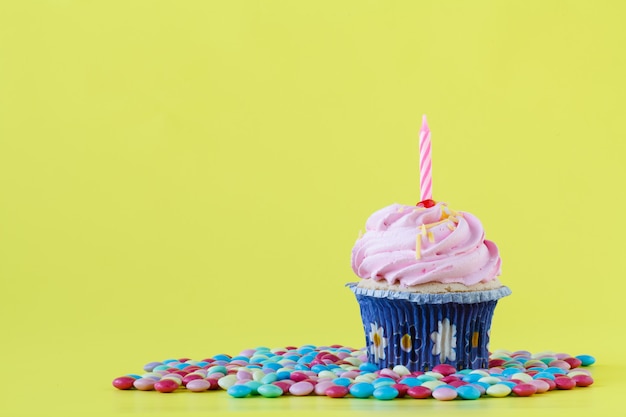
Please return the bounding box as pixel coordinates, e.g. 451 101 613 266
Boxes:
347 282 511 371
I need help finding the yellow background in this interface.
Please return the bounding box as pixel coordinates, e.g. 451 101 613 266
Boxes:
1 1 624 415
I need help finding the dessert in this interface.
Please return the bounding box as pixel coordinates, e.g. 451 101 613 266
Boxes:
348 199 510 370
347 116 510 371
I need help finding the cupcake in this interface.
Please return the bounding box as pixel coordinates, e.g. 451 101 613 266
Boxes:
348 199 511 371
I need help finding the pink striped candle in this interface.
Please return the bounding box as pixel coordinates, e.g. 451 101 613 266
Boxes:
419 115 432 201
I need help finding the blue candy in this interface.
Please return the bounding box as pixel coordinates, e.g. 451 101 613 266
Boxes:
533 372 556 380
276 371 291 380
350 382 375 398
228 385 252 398
333 377 352 387
399 377 421 387
263 362 282 371
359 363 379 373
576 355 596 366
456 385 481 400
373 386 399 400
213 354 232 362
462 374 482 383
372 377 396 388
311 365 329 373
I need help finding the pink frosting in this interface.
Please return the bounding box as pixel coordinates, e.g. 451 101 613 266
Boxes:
351 202 502 286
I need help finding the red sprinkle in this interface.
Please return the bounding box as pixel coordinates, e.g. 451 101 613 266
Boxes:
417 199 437 208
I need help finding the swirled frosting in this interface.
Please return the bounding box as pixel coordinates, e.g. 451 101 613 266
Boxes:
351 202 501 287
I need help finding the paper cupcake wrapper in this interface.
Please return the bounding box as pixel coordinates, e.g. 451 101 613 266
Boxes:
347 283 511 371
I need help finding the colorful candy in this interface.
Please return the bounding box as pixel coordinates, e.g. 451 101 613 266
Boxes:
112 346 595 402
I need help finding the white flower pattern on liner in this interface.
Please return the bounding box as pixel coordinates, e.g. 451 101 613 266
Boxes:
431 318 457 362
368 323 388 363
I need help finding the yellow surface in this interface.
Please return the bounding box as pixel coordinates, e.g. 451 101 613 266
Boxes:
0 1 624 416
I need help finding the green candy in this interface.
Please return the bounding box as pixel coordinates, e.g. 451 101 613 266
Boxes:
257 384 283 398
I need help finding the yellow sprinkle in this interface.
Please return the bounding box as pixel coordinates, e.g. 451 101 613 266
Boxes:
397 206 405 213
415 237 421 259
420 224 427 237
447 223 456 231
428 232 435 243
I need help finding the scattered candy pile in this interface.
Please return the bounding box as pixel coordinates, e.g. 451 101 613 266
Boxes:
112 345 595 401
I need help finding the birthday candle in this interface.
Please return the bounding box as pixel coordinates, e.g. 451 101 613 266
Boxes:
419 115 432 201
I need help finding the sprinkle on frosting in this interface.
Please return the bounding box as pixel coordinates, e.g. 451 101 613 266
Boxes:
415 236 422 259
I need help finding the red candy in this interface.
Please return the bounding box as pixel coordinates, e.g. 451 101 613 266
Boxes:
206 378 220 390
392 384 409 398
273 381 292 394
325 385 349 398
112 376 135 390
417 199 437 208
572 375 594 387
182 374 203 386
154 379 180 393
290 372 308 382
564 357 583 369
512 383 538 397
489 359 506 368
407 386 432 399
554 377 576 390
432 364 457 376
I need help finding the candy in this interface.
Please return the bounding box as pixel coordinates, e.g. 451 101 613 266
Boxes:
154 379 179 393
350 382 375 398
407 386 432 399
571 375 594 387
227 385 252 398
512 383 537 397
325 385 349 398
112 345 595 402
186 379 212 392
576 355 596 366
432 387 457 401
456 385 481 400
554 376 576 390
133 378 156 391
257 384 283 398
112 376 135 390
529 379 551 393
314 381 336 396
289 381 315 396
373 386 399 400
486 383 511 397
